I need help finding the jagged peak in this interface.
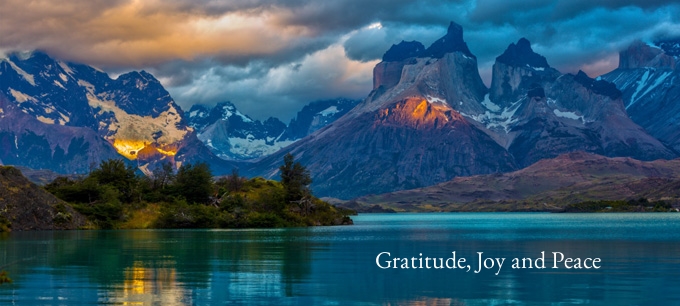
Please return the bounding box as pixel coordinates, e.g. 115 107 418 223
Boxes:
619 40 676 69
573 70 621 99
496 38 549 69
422 21 475 59
653 37 680 57
382 40 425 62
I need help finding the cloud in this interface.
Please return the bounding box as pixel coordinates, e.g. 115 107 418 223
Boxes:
1 0 680 120
165 43 377 122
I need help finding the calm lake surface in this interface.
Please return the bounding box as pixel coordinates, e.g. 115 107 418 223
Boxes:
2 213 680 305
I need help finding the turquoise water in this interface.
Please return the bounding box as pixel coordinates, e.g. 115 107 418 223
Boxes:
1 213 680 305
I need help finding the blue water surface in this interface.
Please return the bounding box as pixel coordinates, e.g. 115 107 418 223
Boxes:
1 213 679 305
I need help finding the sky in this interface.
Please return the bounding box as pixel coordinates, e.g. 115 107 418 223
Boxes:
1 0 680 122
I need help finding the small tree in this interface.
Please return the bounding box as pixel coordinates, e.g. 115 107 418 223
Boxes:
152 162 175 190
90 159 138 202
279 153 312 203
173 162 213 204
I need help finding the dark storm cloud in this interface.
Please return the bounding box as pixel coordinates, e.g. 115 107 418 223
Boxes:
1 0 680 120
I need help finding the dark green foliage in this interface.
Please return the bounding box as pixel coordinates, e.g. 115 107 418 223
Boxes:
173 162 213 204
564 198 675 212
280 153 312 202
45 158 354 229
89 159 138 202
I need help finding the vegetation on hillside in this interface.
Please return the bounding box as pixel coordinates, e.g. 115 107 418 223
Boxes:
562 198 677 213
44 154 354 229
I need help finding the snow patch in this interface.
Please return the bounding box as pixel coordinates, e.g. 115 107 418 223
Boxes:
9 88 35 103
53 80 66 89
59 73 68 82
526 64 545 71
481 94 501 112
629 69 651 107
425 95 447 105
553 109 584 123
227 137 295 159
58 61 74 75
6 59 36 86
221 105 253 123
318 106 339 116
462 100 521 133
36 115 55 124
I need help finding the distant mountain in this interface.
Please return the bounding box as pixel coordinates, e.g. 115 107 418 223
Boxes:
0 51 237 174
279 98 360 141
188 98 360 160
600 39 680 151
187 102 288 160
247 22 676 199
355 152 680 211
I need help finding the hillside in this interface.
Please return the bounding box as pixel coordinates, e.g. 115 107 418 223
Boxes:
354 152 680 211
0 166 85 231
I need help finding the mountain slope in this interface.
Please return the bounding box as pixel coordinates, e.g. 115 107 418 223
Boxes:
0 166 85 230
356 152 680 210
600 39 680 151
0 51 238 174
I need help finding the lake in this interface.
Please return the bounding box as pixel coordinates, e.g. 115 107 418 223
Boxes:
2 213 680 305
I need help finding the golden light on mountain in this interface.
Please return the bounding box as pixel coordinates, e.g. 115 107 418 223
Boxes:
113 139 147 160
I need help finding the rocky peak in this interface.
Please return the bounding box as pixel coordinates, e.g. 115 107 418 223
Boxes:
653 38 680 62
619 40 676 69
489 38 560 107
421 21 475 59
382 41 425 62
572 70 621 100
496 38 549 69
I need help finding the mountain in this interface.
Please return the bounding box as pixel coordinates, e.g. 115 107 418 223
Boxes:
0 51 237 174
279 98 361 141
355 152 680 211
187 102 288 160
0 166 85 230
247 22 676 199
600 39 680 151
247 22 519 199
188 98 360 160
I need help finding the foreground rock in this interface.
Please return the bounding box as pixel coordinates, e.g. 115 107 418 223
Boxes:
0 166 85 230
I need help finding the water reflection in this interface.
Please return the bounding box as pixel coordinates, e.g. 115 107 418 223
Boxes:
0 213 680 305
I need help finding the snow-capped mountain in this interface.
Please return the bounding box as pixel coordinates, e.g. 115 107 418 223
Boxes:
248 22 676 199
187 102 288 160
0 51 237 174
278 98 360 141
188 98 360 160
600 39 680 151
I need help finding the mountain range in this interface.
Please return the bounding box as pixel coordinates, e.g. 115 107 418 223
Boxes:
1 21 679 203
246 22 678 199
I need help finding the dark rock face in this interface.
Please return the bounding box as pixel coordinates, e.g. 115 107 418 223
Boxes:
496 38 549 68
421 22 475 59
601 40 680 152
618 40 676 69
489 38 561 107
382 41 425 62
0 166 86 230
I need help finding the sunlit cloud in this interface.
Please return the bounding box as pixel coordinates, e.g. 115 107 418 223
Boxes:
1 0 679 120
